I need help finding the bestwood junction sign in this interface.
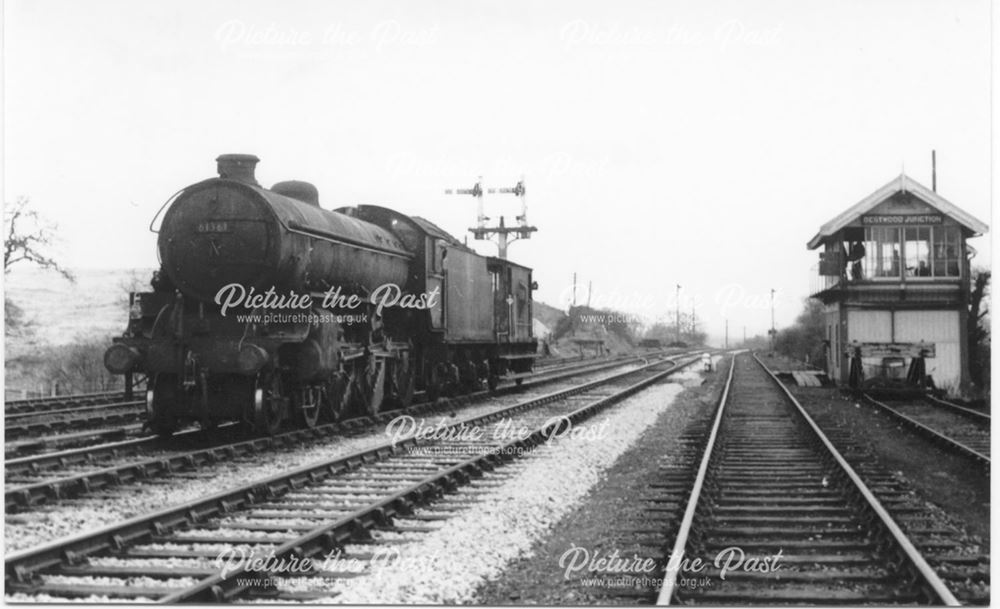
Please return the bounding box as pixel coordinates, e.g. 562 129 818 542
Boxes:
860 214 944 225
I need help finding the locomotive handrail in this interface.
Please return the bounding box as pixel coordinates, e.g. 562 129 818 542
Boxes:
151 174 415 258
147 185 196 233
285 221 414 259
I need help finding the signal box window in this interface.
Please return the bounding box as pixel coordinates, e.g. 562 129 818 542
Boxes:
903 227 931 277
933 226 961 277
863 227 901 279
860 225 961 280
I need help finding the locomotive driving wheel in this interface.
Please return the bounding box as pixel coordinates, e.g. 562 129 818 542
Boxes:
147 374 179 438
253 372 285 435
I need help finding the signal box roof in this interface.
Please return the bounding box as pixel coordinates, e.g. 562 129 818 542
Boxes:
807 174 988 250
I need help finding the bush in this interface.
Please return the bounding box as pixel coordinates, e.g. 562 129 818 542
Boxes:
774 299 827 369
42 338 123 393
6 336 126 395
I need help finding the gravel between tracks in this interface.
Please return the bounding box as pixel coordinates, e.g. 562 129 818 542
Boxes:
5 368 646 554
758 354 989 545
790 386 990 544
296 366 707 604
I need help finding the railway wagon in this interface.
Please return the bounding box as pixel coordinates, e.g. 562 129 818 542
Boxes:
105 154 537 435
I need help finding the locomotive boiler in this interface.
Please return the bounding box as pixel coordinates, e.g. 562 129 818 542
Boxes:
105 154 537 435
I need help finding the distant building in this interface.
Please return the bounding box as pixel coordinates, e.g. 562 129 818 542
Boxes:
807 174 988 391
571 337 606 357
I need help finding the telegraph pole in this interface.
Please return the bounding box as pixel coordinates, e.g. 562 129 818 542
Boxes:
769 288 777 351
932 150 937 192
725 319 728 349
675 285 681 344
446 175 536 259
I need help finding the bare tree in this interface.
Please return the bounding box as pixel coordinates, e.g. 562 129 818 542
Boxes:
4 197 75 335
968 268 990 393
38 337 122 393
4 196 75 279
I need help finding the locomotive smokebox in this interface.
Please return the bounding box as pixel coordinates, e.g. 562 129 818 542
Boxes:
157 155 412 304
216 153 260 185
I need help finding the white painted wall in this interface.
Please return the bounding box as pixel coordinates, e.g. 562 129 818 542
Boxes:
894 310 961 389
845 308 961 389
847 309 894 381
847 310 892 341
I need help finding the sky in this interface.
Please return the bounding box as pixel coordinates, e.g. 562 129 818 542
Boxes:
3 0 993 344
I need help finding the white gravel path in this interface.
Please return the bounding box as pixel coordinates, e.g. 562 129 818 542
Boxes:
4 367 642 553
302 369 703 603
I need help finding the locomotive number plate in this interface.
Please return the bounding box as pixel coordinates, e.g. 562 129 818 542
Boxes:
197 221 231 233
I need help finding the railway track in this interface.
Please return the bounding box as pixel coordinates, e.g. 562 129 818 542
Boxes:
5 400 144 423
782 396 991 604
5 352 682 512
5 355 699 602
4 401 146 441
862 394 990 466
5 426 145 459
653 352 958 605
4 353 649 459
5 392 127 416
4 353 638 417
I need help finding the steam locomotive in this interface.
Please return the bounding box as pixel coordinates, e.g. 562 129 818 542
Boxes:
105 154 537 435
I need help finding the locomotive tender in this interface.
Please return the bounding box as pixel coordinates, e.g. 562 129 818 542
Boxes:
105 154 537 435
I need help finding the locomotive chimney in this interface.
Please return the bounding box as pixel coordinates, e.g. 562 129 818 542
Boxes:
216 153 260 185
